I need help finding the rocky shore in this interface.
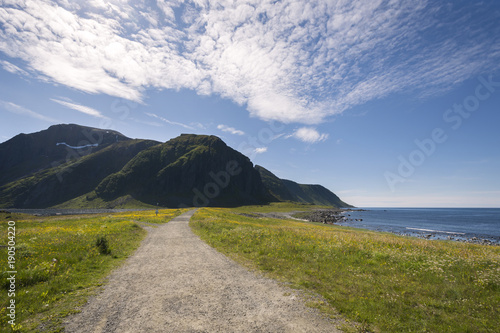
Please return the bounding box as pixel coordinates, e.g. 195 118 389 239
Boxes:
292 209 499 246
292 209 365 224
389 230 499 246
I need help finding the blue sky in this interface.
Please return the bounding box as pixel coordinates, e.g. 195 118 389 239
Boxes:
1 0 499 207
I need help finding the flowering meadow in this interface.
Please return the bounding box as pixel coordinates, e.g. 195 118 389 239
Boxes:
114 208 186 224
191 206 500 332
0 209 185 332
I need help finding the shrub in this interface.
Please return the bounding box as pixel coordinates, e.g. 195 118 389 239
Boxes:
95 236 111 255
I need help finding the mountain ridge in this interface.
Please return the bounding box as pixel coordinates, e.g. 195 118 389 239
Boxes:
0 124 351 209
0 123 133 186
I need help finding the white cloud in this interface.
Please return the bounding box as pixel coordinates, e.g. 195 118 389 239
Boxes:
51 98 106 119
292 127 328 143
0 1 499 124
254 147 268 154
145 112 194 130
217 124 245 136
0 1 198 102
0 99 58 122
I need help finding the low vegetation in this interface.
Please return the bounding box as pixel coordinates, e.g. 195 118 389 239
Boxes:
2 204 498 332
0 209 186 332
114 209 187 224
190 205 500 332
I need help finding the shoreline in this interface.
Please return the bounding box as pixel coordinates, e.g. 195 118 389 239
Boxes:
295 209 500 246
375 225 500 246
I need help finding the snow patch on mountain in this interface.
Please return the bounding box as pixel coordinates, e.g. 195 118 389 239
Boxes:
56 142 98 149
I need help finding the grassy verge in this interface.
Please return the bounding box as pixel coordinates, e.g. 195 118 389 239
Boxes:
113 208 188 224
190 207 500 333
0 208 186 332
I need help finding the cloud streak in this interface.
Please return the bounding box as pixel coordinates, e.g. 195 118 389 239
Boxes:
145 112 194 130
51 98 106 119
1 1 499 125
1 99 58 122
0 60 29 76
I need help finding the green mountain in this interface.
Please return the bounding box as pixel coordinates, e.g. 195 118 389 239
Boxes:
0 124 130 186
255 165 352 208
95 134 266 207
255 165 297 202
0 139 159 208
0 124 350 209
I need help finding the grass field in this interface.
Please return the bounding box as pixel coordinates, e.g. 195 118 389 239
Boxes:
190 205 500 332
2 204 498 332
0 209 186 332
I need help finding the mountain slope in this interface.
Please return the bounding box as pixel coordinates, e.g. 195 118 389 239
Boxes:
0 124 129 186
95 134 266 207
255 165 297 202
255 165 352 208
282 180 352 208
0 139 159 208
0 125 350 209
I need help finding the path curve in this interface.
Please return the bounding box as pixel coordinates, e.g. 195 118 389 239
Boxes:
65 210 342 332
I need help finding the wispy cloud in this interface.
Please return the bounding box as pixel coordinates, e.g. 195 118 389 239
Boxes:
217 124 245 136
1 1 499 124
0 99 57 122
291 127 328 143
0 60 29 76
145 112 194 130
51 98 106 119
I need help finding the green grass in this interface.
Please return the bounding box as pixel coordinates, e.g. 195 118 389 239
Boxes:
113 208 188 224
190 207 500 333
0 208 186 332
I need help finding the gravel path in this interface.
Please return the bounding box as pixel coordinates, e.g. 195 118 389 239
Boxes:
65 209 343 333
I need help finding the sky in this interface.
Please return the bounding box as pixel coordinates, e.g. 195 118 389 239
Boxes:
1 0 499 208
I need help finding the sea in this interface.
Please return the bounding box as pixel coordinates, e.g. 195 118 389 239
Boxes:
337 207 500 245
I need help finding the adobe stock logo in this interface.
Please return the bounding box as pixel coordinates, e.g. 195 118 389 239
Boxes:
385 74 500 192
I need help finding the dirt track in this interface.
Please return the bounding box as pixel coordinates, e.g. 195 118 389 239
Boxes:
65 209 342 332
